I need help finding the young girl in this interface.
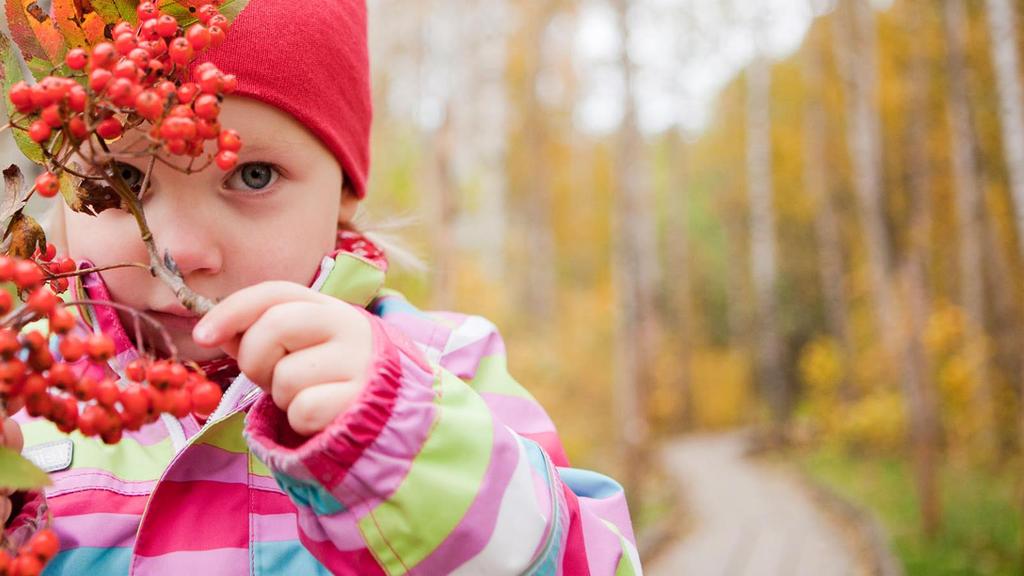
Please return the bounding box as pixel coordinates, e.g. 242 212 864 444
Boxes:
0 0 643 574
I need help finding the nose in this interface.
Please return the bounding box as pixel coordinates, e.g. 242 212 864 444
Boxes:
144 190 223 278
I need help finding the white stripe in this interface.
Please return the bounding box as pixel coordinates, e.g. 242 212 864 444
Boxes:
450 433 550 575
442 316 497 357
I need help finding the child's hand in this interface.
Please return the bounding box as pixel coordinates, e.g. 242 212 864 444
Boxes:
192 282 373 436
1 404 24 527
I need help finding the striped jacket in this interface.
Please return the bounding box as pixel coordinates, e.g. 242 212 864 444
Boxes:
7 248 643 575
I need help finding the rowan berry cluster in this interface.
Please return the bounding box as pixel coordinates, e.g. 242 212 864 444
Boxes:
6 0 243 200
0 528 58 576
0 252 223 445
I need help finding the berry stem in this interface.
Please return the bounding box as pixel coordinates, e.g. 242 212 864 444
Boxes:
45 261 150 280
61 299 178 359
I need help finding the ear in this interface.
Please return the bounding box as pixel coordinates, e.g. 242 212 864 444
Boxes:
338 177 360 227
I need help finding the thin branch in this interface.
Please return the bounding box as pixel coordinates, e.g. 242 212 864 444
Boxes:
46 261 150 280
61 299 178 359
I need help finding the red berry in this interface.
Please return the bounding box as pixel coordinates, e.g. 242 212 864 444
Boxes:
208 24 226 48
0 291 11 315
27 288 59 315
90 42 117 69
137 1 159 21
168 37 194 66
135 90 164 121
160 116 196 140
209 14 229 31
167 363 188 389
215 150 237 170
0 257 12 281
86 333 115 361
89 67 112 92
34 172 60 198
218 129 241 152
78 404 104 436
20 371 44 396
26 528 60 561
115 32 138 56
49 308 75 335
9 81 33 112
198 69 221 94
176 82 199 104
101 422 124 445
66 47 88 70
0 328 19 357
193 94 219 120
28 347 54 372
58 335 84 362
125 358 148 382
113 59 138 80
191 380 221 418
167 387 191 418
47 366 75 396
112 22 134 38
14 260 44 289
141 37 167 57
40 242 56 262
67 84 87 113
55 256 76 274
107 77 135 107
25 392 52 418
128 47 151 68
196 118 220 140
68 115 89 140
40 104 62 128
146 360 171 389
163 139 188 155
23 330 46 352
186 24 211 50
220 74 237 94
169 104 194 118
120 383 149 417
197 4 218 25
155 14 178 38
96 117 123 140
96 378 119 407
28 120 51 143
10 553 43 576
0 550 10 573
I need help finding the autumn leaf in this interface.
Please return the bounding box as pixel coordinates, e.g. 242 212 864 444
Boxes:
88 0 136 26
72 177 123 215
0 165 29 231
51 0 108 48
0 445 52 490
0 35 45 164
5 0 66 79
3 212 45 259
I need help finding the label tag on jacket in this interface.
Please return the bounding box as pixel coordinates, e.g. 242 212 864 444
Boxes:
23 439 74 473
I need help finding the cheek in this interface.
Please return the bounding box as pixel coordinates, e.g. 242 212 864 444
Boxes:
63 207 146 265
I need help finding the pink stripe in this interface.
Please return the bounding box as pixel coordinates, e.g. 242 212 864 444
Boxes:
48 490 148 516
123 419 173 445
580 492 636 545
481 392 558 435
46 469 157 497
442 338 505 380
409 414 520 574
53 512 139 549
252 512 299 542
334 354 437 510
132 548 249 576
251 489 296 515
382 313 446 350
163 443 248 484
580 505 628 573
133 481 248 555
296 505 366 550
251 474 280 491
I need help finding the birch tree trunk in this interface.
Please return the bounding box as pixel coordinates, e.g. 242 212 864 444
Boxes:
985 0 1024 258
612 0 658 499
664 132 694 428
803 24 853 399
944 0 997 458
746 56 789 425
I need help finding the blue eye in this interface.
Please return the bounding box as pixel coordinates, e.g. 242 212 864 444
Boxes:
226 162 279 191
110 162 145 193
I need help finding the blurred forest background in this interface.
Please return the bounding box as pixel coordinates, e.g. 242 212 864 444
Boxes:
360 0 1024 573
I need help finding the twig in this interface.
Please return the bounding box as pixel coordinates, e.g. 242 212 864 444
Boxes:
61 299 178 359
46 261 150 280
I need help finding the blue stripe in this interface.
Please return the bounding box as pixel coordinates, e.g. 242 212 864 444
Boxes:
44 546 132 575
557 467 625 500
253 540 331 575
272 471 346 515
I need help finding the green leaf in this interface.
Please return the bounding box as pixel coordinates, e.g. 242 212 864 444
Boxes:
158 0 250 27
89 0 138 26
0 445 52 490
0 34 45 164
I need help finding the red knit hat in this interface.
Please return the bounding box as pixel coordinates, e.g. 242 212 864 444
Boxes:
190 0 373 198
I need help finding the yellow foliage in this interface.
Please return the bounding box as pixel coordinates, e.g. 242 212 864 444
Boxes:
836 391 907 453
689 348 753 429
799 337 845 400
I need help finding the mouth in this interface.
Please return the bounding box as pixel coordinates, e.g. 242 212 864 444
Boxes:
146 307 201 330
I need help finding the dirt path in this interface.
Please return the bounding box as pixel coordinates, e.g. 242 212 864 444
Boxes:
646 432 859 576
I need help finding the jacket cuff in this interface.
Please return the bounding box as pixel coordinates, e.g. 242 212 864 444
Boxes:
244 309 403 489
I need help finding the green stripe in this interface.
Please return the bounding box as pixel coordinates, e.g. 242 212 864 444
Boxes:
319 254 385 307
469 355 536 401
358 369 493 575
249 451 272 478
195 412 248 454
22 420 173 481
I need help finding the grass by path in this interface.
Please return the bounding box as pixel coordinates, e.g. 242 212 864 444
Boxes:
797 448 1021 576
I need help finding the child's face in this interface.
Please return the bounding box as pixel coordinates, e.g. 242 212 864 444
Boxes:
61 97 358 361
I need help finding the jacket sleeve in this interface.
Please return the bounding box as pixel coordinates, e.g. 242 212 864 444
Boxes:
243 307 643 576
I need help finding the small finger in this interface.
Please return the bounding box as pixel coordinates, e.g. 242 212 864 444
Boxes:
2 418 23 452
193 282 331 348
269 343 356 411
235 302 343 388
287 383 364 437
